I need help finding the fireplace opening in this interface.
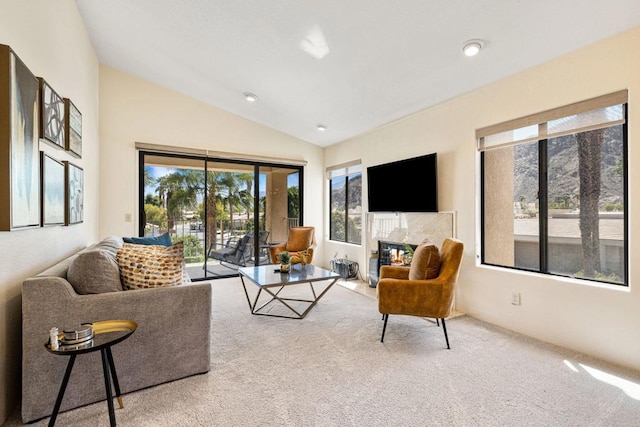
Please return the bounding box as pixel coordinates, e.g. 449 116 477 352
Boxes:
368 240 418 287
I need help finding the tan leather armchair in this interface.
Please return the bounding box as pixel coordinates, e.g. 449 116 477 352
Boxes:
377 238 464 348
269 226 316 265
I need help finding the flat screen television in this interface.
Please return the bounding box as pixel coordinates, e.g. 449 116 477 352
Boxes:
367 153 438 212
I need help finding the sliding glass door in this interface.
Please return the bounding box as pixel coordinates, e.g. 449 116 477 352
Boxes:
204 161 256 277
259 165 302 249
141 154 207 268
139 151 303 280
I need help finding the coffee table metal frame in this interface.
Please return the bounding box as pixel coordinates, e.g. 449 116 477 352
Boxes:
239 264 340 319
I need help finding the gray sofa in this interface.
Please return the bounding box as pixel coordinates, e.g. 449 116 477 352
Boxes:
21 236 212 423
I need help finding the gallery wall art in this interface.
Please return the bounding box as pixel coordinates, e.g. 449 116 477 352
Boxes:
41 152 65 226
0 44 41 231
1 44 86 231
39 78 65 149
65 98 82 158
65 161 84 225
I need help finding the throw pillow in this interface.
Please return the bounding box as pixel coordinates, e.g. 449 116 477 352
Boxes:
123 232 172 247
117 242 185 290
93 236 124 255
408 239 441 280
67 249 123 294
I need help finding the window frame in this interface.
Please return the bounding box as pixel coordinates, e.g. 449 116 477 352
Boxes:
478 93 628 286
138 149 305 280
328 161 362 245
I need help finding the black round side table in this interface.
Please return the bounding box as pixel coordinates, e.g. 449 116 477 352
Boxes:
45 320 138 427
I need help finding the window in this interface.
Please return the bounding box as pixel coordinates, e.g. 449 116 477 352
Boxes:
139 149 304 280
328 162 362 244
478 91 628 285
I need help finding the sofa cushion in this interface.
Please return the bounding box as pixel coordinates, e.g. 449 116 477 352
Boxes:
123 232 172 247
67 249 123 294
408 239 441 280
117 242 185 290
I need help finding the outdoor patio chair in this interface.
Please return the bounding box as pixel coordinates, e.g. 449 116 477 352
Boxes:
254 230 270 263
207 233 253 268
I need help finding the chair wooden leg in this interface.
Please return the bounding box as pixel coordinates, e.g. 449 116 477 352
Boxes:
436 318 440 327
381 314 389 343
441 318 450 349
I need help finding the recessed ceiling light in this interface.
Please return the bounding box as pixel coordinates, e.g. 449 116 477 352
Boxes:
462 39 485 57
317 124 327 132
244 92 258 102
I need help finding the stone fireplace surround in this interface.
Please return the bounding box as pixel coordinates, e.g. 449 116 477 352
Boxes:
366 212 455 284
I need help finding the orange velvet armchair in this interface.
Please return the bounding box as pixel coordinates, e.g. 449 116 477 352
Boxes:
377 238 464 349
269 226 316 265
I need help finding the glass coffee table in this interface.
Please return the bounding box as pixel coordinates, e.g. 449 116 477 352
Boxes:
239 264 340 319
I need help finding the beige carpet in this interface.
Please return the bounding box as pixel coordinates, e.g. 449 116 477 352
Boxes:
5 277 640 426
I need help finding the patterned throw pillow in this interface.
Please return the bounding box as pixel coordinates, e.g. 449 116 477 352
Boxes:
117 242 185 290
408 239 441 280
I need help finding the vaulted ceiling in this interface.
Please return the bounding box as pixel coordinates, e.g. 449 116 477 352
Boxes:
77 0 640 147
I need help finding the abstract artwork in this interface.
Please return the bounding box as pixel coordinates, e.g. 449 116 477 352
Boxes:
39 78 65 148
65 98 82 158
41 152 65 226
65 161 83 225
0 45 40 230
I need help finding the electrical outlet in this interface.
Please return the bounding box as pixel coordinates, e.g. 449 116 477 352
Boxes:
124 213 132 222
511 292 521 306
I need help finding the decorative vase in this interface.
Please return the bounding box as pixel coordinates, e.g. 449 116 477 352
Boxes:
280 263 290 273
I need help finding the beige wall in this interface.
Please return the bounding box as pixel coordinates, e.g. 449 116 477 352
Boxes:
0 0 100 422
324 26 640 371
98 66 325 260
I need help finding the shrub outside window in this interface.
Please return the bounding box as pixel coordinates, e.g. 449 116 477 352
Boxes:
478 91 628 286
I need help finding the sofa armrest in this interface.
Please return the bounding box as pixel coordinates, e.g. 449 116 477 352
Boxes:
22 278 212 423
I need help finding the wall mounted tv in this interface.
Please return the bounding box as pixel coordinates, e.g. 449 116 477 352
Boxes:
367 153 438 212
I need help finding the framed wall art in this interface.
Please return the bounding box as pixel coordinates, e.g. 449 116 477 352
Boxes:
64 98 82 158
39 78 65 149
41 152 65 226
65 161 84 225
0 44 41 230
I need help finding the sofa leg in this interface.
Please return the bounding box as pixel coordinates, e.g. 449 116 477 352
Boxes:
441 318 450 349
381 314 389 343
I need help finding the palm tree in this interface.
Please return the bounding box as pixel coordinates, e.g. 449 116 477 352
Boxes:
577 128 603 277
219 172 254 235
144 167 155 188
155 171 201 234
205 171 225 250
202 169 255 257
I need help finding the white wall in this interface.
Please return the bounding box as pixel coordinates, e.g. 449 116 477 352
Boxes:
98 66 325 263
324 27 640 371
0 0 99 422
